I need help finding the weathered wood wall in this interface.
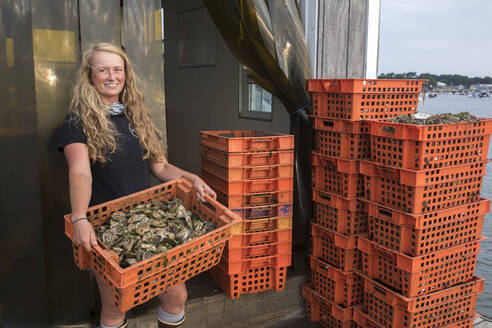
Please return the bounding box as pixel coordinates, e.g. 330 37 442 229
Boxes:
317 0 370 78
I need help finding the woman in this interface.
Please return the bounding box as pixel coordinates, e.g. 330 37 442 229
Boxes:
58 43 215 328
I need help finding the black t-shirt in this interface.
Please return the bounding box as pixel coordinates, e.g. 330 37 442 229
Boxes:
57 114 150 206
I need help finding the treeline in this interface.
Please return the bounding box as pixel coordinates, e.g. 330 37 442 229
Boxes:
378 72 492 88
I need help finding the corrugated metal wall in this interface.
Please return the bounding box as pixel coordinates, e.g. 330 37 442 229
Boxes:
0 1 166 325
0 1 51 326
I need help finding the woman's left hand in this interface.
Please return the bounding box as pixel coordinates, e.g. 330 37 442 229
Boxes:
190 175 216 201
149 159 217 201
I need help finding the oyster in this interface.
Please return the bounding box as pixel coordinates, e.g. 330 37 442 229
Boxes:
135 221 151 235
140 243 157 252
193 221 204 234
176 228 191 242
184 215 193 230
112 247 124 257
110 224 125 234
141 251 154 261
142 232 161 245
152 211 163 219
102 231 120 247
112 211 126 221
124 258 137 267
149 219 166 228
156 245 168 253
389 112 478 125
128 214 147 224
94 197 216 268
121 236 137 252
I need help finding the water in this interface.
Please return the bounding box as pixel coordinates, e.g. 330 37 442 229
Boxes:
417 94 492 316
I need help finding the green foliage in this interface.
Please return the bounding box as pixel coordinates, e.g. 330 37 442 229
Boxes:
378 72 492 89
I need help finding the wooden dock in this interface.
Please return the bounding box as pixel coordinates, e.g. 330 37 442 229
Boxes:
476 314 492 327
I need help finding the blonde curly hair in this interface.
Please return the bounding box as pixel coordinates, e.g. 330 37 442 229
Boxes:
69 43 164 164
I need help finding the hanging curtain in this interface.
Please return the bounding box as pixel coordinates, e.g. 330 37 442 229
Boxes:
204 0 313 245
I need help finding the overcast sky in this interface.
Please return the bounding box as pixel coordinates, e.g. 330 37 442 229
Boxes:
378 0 492 78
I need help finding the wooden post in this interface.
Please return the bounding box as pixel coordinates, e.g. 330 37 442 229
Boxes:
305 0 380 78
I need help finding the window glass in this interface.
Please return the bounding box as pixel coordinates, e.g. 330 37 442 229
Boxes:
239 66 272 120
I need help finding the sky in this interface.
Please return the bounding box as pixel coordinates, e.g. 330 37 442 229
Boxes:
378 0 492 78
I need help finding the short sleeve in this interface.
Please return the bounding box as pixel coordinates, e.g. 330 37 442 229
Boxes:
57 114 87 152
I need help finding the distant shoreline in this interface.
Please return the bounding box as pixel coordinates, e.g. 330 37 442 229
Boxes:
378 72 492 90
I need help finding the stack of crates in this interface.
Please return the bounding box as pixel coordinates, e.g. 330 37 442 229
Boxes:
303 78 429 327
355 116 492 328
200 130 295 299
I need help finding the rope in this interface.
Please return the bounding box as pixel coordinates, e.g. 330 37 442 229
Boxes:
290 103 309 115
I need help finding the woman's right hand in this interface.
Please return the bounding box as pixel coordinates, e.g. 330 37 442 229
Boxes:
73 219 98 252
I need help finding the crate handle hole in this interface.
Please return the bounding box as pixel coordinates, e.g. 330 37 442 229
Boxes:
378 208 393 218
201 201 217 214
323 120 334 127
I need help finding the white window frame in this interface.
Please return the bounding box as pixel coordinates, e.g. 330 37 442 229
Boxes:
238 66 273 121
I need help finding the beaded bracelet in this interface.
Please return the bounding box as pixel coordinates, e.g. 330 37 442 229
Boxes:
71 217 88 225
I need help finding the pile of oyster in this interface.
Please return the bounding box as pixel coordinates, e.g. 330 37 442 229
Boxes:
389 112 478 125
94 198 216 268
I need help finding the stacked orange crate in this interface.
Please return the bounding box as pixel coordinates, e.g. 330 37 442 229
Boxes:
304 79 426 327
200 130 294 299
303 284 356 328
356 117 492 327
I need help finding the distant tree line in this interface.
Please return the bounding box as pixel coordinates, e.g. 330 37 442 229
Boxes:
378 72 492 89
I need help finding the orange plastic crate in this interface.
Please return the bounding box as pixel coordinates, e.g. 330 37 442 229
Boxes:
353 307 476 328
315 130 370 161
312 153 363 198
97 240 225 312
208 265 287 299
201 146 294 167
71 244 91 270
359 159 489 186
313 117 370 160
311 223 360 271
310 256 363 307
201 158 293 181
202 170 293 195
230 203 292 219
358 236 482 297
366 199 489 256
309 79 425 120
229 229 292 247
309 79 425 94
302 284 356 328
224 240 292 261
312 151 360 174
368 119 492 170
313 189 367 236
360 161 486 213
216 190 293 208
200 130 294 152
64 179 241 289
230 216 292 235
360 275 483 328
218 252 291 274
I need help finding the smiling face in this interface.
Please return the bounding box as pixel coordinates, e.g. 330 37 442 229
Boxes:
91 51 125 104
